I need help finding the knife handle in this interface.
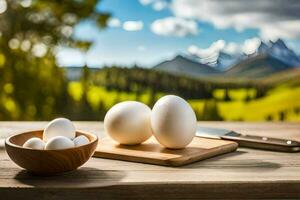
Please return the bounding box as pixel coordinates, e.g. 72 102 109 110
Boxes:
221 132 300 152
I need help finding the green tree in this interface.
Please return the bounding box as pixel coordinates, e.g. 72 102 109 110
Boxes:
266 114 273 121
202 100 223 121
0 0 109 120
245 89 251 102
224 88 231 101
294 107 300 115
279 111 286 121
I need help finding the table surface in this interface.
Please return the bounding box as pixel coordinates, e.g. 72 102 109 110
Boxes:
0 122 300 200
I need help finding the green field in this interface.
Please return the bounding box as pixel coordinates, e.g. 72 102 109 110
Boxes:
191 86 300 121
68 82 164 110
68 82 300 121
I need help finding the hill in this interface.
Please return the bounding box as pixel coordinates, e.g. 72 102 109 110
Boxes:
153 55 219 78
261 68 300 86
224 54 293 78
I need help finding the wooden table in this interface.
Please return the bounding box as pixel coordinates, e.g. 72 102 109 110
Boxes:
0 122 300 199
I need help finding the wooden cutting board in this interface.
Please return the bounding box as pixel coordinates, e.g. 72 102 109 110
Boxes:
93 137 238 166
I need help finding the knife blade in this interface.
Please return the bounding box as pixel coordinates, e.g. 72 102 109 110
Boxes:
196 127 300 152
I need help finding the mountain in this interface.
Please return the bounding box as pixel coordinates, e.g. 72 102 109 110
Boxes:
188 51 242 70
221 39 300 70
268 39 300 67
216 51 245 71
153 55 219 77
224 39 300 78
152 39 300 79
255 39 300 67
225 54 293 78
153 47 296 79
257 41 269 54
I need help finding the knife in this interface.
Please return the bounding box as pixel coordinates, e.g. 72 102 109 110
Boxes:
196 127 300 152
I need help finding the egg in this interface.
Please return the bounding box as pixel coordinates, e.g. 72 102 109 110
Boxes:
45 136 75 150
104 101 152 145
43 118 76 142
151 95 197 149
23 137 45 150
73 135 90 147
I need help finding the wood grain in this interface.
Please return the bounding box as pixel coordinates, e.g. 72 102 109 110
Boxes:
94 137 238 166
0 122 300 199
5 130 98 175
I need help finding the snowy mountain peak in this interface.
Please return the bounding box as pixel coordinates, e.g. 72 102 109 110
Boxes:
215 51 244 71
257 41 269 54
271 39 288 49
188 39 300 70
267 39 300 67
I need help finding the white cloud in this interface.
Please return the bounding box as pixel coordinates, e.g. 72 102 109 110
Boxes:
171 0 300 40
153 1 168 11
108 18 144 31
242 37 261 55
151 17 198 37
223 42 240 55
187 37 262 57
139 0 153 5
107 18 121 28
188 40 225 58
123 21 143 31
259 21 300 41
139 0 168 11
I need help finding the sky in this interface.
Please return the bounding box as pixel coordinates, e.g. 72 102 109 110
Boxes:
56 0 300 68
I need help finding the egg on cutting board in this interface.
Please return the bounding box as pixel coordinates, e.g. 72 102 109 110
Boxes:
151 95 197 149
45 136 75 150
73 135 90 147
43 118 76 142
104 101 152 145
23 137 45 150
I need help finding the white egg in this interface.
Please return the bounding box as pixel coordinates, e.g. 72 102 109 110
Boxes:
151 95 197 149
23 137 45 150
43 118 76 142
45 136 75 150
104 101 152 145
73 135 90 147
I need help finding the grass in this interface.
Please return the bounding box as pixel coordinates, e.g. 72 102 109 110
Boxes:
213 88 256 101
68 82 164 110
192 86 300 121
68 82 300 121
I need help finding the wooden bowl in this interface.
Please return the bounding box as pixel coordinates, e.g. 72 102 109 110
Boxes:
5 130 98 175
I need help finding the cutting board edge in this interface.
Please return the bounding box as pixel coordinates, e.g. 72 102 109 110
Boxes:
165 141 238 166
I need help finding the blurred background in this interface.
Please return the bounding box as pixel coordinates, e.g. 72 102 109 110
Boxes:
1 0 300 121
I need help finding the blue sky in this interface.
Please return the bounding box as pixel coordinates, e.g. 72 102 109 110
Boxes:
56 0 300 68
